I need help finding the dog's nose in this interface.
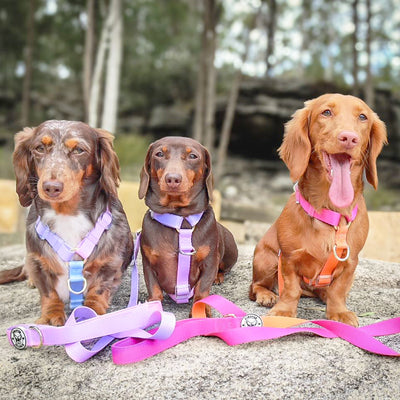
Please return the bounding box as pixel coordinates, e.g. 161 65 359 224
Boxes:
165 173 182 189
43 181 64 197
338 131 360 149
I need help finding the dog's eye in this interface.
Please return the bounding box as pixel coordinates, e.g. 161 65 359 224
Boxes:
71 147 84 155
35 145 45 153
321 109 332 117
155 151 164 158
359 113 367 121
188 153 198 160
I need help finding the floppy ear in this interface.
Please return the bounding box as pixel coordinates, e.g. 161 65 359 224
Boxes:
203 145 213 202
13 127 37 207
365 114 388 189
96 129 120 197
278 102 312 182
138 143 153 199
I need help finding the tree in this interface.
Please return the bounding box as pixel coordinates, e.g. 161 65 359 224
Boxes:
264 0 277 77
83 0 95 122
21 0 36 126
352 0 360 96
192 0 220 152
365 0 374 107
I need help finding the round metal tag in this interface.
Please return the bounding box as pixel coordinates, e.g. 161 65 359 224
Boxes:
10 328 27 350
240 314 263 328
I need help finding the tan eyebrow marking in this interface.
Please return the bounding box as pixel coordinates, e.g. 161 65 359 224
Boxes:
41 135 53 145
186 147 192 153
162 146 168 153
65 138 79 149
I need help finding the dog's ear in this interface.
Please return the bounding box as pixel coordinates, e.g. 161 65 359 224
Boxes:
278 101 313 182
138 143 153 199
365 114 387 189
203 145 213 202
13 127 37 207
96 128 120 197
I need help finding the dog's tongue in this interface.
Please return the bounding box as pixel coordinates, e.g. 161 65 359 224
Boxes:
328 154 354 208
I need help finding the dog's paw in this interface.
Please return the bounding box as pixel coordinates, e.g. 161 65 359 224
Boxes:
214 272 225 284
327 310 359 327
254 290 278 308
267 307 297 318
36 312 66 326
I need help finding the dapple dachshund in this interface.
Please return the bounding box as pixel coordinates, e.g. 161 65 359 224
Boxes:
0 120 133 325
138 136 238 315
250 94 387 326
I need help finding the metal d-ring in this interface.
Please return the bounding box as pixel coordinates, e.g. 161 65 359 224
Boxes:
179 247 197 256
67 277 88 295
29 326 44 349
333 244 350 261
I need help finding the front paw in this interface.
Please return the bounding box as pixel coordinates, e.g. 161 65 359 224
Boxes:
267 303 297 318
36 312 66 326
327 310 358 327
255 290 278 308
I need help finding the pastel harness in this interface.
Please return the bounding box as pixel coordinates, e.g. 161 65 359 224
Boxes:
147 210 204 303
278 183 358 294
35 208 113 309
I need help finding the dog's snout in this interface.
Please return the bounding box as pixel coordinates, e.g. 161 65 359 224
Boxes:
338 131 360 149
165 173 182 189
43 180 64 198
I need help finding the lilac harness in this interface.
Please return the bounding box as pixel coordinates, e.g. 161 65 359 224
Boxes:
35 209 112 309
149 210 204 303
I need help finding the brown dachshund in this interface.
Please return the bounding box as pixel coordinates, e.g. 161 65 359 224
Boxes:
138 136 238 314
0 120 133 325
250 94 387 326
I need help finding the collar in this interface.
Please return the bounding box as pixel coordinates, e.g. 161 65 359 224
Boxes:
150 210 204 230
294 183 358 227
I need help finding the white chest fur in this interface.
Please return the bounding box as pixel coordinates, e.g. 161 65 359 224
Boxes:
42 210 93 302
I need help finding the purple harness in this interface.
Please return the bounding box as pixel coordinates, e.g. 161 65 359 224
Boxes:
147 210 204 303
35 209 112 309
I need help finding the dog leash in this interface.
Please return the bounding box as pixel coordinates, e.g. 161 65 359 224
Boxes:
35 208 113 309
8 293 400 363
148 210 204 303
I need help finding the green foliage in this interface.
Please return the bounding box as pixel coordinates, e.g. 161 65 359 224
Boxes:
113 133 153 181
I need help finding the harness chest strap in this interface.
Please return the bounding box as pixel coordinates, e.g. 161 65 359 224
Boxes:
278 185 358 294
149 210 204 304
35 208 113 309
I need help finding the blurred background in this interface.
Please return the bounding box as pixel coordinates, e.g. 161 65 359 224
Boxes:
0 0 399 246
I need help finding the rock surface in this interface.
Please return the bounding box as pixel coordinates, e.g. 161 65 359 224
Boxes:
1 244 399 400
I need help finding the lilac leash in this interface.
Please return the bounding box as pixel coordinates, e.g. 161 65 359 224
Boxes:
149 210 204 303
35 209 112 309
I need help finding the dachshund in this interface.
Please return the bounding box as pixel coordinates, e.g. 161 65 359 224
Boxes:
138 136 238 315
250 93 387 326
0 120 133 325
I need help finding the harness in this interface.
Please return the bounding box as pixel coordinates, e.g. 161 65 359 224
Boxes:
144 210 204 303
35 208 112 309
278 183 358 295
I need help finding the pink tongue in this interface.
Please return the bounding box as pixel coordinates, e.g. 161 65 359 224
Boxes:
328 154 354 208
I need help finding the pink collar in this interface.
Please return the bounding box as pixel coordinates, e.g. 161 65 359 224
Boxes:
294 183 358 227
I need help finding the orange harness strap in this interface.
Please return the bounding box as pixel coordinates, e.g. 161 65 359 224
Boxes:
278 224 350 296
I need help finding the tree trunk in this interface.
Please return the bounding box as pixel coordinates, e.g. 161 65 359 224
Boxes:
365 0 374 108
21 0 36 126
83 0 95 122
352 0 359 96
214 10 260 185
101 0 123 133
299 0 312 77
265 0 277 77
88 2 113 128
192 0 218 151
